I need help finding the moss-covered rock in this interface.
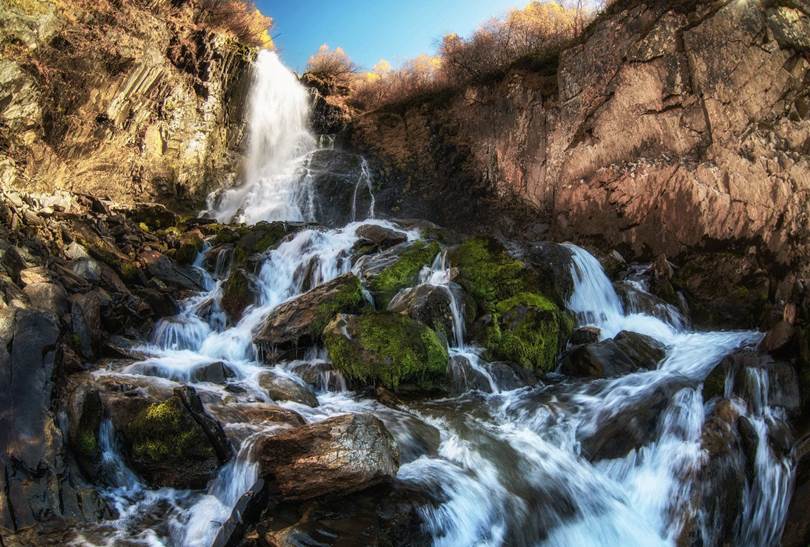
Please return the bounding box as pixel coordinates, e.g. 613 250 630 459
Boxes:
172 229 205 265
481 292 574 373
127 203 178 232
221 268 254 323
449 238 572 373
254 274 368 362
121 394 221 489
215 221 297 269
368 241 441 306
448 237 534 311
323 312 449 392
67 386 104 478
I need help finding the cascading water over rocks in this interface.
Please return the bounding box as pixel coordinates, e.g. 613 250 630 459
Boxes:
61 51 798 547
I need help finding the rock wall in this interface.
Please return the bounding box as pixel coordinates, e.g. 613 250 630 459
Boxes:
350 0 810 277
0 0 254 209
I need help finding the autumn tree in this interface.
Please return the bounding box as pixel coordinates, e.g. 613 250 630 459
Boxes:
306 45 357 82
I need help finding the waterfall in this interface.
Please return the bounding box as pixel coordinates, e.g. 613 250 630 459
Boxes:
208 50 317 224
84 49 796 547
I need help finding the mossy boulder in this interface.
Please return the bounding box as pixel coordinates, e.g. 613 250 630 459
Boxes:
127 203 178 232
120 393 224 489
323 312 449 392
67 385 104 478
215 221 299 269
480 292 574 373
449 238 572 373
221 268 254 323
172 229 205 265
366 240 441 306
448 237 535 311
254 274 367 362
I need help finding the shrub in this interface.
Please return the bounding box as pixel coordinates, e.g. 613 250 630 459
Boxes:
306 44 357 83
350 1 587 110
198 0 273 49
351 53 447 109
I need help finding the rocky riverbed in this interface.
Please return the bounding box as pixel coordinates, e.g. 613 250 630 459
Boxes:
1 187 808 546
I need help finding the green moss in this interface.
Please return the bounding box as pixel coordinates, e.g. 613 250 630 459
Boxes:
312 276 366 335
216 222 294 271
448 238 533 311
173 232 205 265
221 269 253 321
126 398 213 464
119 261 141 283
369 241 441 306
325 312 449 391
483 292 574 373
77 429 98 456
495 292 556 313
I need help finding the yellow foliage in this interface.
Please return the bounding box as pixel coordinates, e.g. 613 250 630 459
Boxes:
351 1 588 111
372 59 392 75
200 1 273 49
307 44 356 80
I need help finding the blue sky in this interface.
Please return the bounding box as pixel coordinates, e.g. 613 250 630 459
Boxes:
258 0 524 72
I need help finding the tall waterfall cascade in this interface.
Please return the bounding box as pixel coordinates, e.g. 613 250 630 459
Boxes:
207 51 318 224
77 51 796 547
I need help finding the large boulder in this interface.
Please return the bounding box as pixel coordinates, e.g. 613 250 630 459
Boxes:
257 371 319 407
1 310 109 533
560 331 666 378
242 483 432 547
388 281 472 345
578 375 692 461
357 240 441 307
524 241 576 307
448 238 573 373
254 413 399 501
323 312 449 392
117 387 231 489
254 274 366 363
479 292 574 374
140 249 205 292
355 223 408 250
71 376 232 490
702 349 800 416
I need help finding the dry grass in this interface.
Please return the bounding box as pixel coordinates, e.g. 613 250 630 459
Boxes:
198 0 273 49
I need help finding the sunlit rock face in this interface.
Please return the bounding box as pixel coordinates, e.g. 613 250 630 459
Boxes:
349 0 810 281
0 0 253 207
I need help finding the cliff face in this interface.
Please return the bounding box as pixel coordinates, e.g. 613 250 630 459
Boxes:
351 0 810 274
0 0 254 209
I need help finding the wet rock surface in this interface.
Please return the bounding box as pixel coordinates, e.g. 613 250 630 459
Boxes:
254 413 400 501
254 273 367 363
560 330 666 378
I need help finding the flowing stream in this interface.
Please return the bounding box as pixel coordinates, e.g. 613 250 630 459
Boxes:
78 51 795 546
